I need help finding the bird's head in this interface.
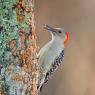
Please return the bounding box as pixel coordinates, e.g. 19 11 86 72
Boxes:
44 24 69 47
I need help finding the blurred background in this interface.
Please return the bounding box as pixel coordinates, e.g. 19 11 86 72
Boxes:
35 0 95 95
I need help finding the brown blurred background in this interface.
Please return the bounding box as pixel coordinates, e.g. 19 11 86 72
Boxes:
35 0 95 95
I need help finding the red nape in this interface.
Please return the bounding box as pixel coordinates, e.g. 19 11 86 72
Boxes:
64 31 69 48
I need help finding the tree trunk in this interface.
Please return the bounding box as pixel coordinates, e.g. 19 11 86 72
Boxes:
0 0 38 95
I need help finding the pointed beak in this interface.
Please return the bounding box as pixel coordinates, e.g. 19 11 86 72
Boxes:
44 24 56 32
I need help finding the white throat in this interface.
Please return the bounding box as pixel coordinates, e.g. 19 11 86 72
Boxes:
52 34 63 44
51 34 64 49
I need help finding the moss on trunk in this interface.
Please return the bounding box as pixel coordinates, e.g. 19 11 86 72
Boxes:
0 0 38 95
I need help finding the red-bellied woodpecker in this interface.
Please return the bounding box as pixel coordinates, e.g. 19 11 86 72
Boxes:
37 25 69 91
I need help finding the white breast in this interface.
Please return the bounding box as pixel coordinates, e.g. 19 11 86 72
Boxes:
38 39 64 72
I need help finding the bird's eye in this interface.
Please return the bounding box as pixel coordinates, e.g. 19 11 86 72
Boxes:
58 30 62 33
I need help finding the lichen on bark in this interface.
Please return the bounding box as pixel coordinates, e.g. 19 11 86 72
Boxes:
0 0 38 95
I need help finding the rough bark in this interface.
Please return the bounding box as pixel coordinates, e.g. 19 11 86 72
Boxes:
0 0 38 95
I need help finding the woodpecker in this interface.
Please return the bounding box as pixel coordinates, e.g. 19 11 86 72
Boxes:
37 25 69 91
